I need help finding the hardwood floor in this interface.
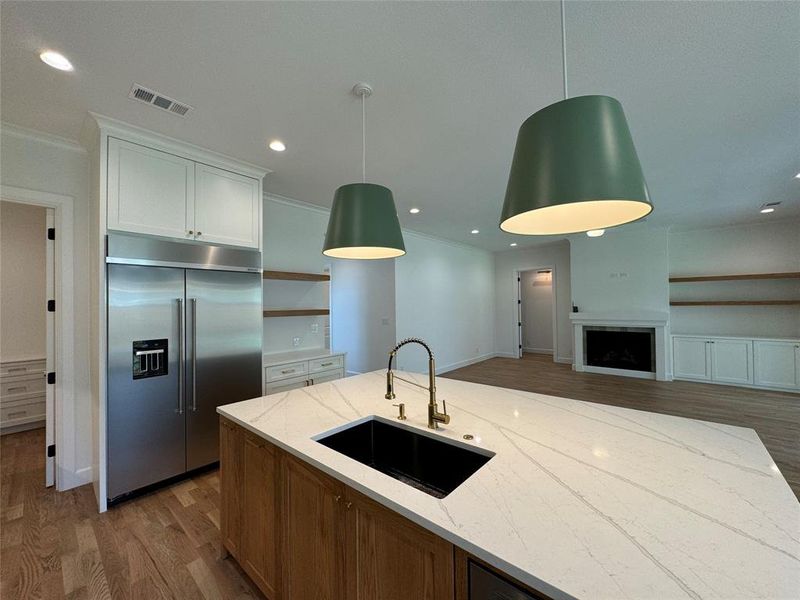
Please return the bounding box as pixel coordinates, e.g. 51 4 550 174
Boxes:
445 352 800 498
0 428 263 600
1 357 797 598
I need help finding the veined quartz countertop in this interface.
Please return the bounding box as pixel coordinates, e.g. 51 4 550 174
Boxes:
217 371 800 600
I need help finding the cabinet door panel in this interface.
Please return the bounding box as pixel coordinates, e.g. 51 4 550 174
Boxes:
754 341 799 389
673 337 711 381
283 455 345 600
107 138 194 239
711 339 753 385
219 418 243 558
195 163 260 248
346 490 454 600
242 432 279 597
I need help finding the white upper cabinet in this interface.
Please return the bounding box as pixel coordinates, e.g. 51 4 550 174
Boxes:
102 122 265 250
194 163 260 248
107 138 195 240
753 341 799 390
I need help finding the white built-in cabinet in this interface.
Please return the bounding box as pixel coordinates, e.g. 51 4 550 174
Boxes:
263 352 346 396
753 340 800 390
673 335 799 391
107 137 261 249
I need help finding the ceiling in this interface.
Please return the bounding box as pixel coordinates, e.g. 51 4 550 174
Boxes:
2 1 798 251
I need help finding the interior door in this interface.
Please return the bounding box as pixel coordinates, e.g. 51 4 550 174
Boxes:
185 270 262 470
44 209 55 487
107 264 186 500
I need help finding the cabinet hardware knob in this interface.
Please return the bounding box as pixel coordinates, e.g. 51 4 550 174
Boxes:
345 501 352 509
188 230 194 235
197 231 202 236
334 495 341 503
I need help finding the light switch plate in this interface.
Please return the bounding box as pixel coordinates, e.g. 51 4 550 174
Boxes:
292 336 301 347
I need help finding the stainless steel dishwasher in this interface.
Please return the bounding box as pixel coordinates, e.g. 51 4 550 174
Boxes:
469 560 540 600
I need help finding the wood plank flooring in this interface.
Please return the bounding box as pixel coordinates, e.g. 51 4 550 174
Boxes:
445 352 800 498
1 355 797 598
0 428 263 600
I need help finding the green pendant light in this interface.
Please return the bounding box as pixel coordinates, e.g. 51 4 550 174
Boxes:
500 1 652 235
323 83 405 259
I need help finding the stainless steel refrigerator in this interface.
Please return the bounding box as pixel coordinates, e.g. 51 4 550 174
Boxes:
106 233 262 503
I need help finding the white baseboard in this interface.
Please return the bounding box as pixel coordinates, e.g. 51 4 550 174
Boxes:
493 352 518 359
437 352 498 374
59 465 93 491
555 356 574 365
522 347 553 355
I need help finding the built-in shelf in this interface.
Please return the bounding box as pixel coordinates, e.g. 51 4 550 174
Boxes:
263 270 330 281
670 300 800 307
263 309 330 318
669 272 800 283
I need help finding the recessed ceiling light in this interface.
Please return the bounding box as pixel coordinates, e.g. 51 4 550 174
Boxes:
760 207 774 214
586 229 605 237
471 229 479 234
268 140 286 152
39 50 73 71
509 243 517 247
409 208 420 214
795 173 800 179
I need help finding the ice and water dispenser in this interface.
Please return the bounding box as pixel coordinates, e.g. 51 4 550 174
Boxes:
132 339 168 379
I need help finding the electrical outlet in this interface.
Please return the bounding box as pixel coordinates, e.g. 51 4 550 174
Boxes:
292 336 301 347
310 323 319 334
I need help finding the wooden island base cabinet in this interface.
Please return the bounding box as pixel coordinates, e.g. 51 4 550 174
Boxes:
220 417 550 600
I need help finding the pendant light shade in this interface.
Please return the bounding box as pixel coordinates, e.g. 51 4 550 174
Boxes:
323 83 405 259
500 95 652 235
323 183 405 259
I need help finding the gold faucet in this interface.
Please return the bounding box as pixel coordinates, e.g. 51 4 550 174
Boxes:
385 338 450 429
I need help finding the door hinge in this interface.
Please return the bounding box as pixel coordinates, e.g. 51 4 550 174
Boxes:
47 445 55 458
47 227 55 240
47 372 56 385
47 299 56 312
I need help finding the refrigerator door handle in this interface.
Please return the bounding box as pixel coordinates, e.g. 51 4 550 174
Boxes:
191 298 198 412
176 298 185 414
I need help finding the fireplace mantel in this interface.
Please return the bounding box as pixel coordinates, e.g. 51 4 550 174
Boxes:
570 311 671 381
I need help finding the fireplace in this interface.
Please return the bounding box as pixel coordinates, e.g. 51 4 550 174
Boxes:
584 326 655 373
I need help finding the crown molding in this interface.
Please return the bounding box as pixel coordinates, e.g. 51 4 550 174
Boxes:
0 121 87 154
85 112 270 179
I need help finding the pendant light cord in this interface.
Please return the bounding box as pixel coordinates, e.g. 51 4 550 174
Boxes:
361 90 366 183
561 0 568 100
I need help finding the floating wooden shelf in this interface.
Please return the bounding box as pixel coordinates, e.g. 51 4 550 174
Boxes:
263 270 330 281
263 308 330 318
669 272 800 283
670 300 800 306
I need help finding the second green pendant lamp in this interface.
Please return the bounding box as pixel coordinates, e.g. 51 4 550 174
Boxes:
323 83 405 259
500 1 653 235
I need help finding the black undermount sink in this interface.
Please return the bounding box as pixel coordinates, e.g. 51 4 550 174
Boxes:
315 417 494 498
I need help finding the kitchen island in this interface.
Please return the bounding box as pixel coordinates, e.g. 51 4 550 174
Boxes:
217 371 800 600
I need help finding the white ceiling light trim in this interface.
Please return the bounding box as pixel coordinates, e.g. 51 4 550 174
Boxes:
39 50 73 71
269 140 286 152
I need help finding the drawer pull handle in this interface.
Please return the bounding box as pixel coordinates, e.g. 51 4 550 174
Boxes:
8 411 26 418
7 387 27 393
320 362 333 367
281 369 295 374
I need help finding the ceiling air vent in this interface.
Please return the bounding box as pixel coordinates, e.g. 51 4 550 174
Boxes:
128 84 193 117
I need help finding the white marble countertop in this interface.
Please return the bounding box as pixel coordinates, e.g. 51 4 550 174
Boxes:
262 348 345 366
218 371 800 600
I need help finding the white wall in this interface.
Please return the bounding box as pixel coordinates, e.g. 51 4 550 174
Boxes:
520 269 553 353
331 259 396 374
0 201 47 361
494 241 572 362
669 220 800 337
395 232 495 373
0 125 91 489
262 196 331 353
570 227 670 314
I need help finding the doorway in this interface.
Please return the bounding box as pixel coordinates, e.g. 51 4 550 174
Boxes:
517 268 557 360
0 200 55 485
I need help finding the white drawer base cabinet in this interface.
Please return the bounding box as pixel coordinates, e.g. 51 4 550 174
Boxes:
673 335 798 392
263 351 346 396
0 358 46 433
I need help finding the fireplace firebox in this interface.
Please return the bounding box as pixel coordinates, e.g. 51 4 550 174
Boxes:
584 326 655 373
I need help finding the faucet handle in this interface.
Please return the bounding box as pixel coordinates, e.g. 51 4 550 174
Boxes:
441 398 447 415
